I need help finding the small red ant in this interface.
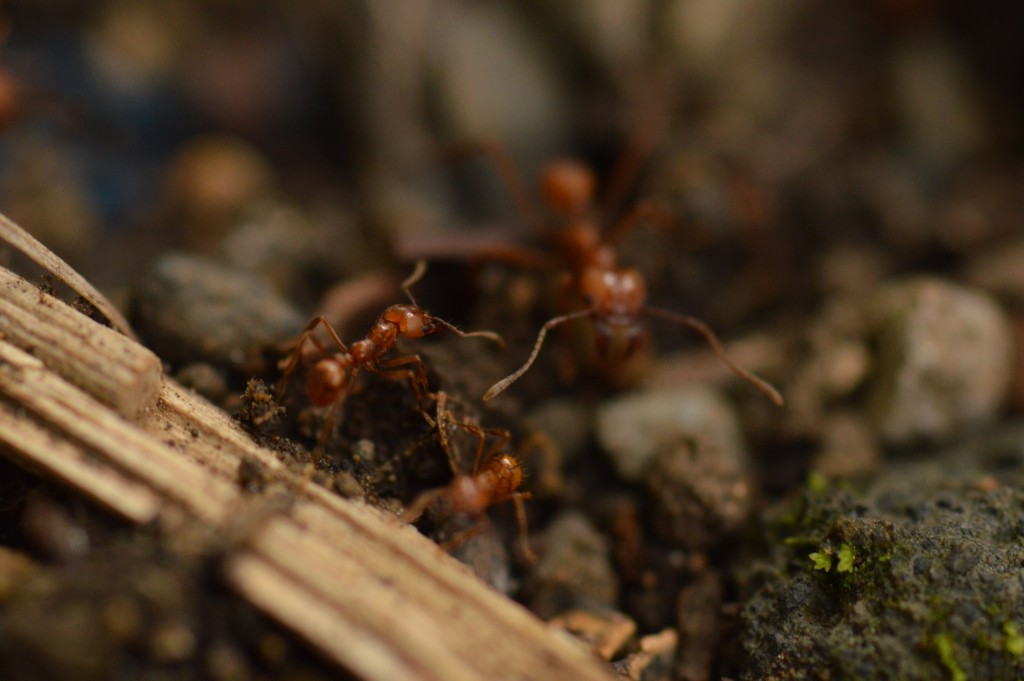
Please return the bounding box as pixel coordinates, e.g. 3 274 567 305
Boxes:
403 391 535 562
277 261 504 449
446 141 783 406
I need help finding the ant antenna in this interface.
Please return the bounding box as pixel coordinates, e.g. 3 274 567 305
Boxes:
483 308 592 400
401 259 429 305
644 306 784 406
431 317 504 348
402 259 505 348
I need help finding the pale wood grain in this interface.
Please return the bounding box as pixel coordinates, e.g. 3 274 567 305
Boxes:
0 265 160 420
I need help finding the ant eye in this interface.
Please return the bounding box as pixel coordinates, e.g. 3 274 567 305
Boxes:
422 321 436 334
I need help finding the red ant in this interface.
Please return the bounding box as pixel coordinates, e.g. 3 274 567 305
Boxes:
445 141 783 406
277 261 504 449
403 391 535 562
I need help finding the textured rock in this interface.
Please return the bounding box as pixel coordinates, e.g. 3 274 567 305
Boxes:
134 252 304 373
523 511 618 620
595 385 748 483
864 277 1013 444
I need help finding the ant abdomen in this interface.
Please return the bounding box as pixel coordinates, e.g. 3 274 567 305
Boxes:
307 358 346 406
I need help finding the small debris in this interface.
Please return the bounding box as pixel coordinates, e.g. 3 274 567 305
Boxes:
239 378 284 435
547 608 637 661
612 627 679 681
236 455 268 495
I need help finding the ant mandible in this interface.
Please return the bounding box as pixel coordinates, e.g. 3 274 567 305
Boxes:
445 141 783 406
277 261 504 449
403 391 535 562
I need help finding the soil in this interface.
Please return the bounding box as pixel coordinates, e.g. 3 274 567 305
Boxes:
2 2 1024 680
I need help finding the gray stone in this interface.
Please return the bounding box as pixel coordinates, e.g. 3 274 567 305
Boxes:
134 252 304 373
865 277 1013 444
595 385 748 483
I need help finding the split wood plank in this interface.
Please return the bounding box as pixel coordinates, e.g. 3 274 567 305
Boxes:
0 265 160 420
0 398 163 524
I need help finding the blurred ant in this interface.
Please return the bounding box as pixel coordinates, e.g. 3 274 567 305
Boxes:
277 261 504 449
445 141 783 406
403 391 535 562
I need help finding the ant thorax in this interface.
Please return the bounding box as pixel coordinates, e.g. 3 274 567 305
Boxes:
448 475 489 516
557 221 615 272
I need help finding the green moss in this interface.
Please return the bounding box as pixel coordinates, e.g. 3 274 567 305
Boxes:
809 550 833 571
1004 622 1024 657
807 471 829 494
932 633 967 681
836 544 857 573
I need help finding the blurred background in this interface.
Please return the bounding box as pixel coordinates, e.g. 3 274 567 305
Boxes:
2 0 1023 320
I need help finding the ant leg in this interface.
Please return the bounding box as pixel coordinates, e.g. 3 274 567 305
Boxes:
644 306 784 406
603 199 678 247
402 487 448 523
484 308 594 401
312 391 348 455
440 139 544 232
503 491 536 563
277 315 350 400
457 422 511 474
439 520 487 555
370 354 436 416
432 391 462 477
600 137 654 221
518 430 562 496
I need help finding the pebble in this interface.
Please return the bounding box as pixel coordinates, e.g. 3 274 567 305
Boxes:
523 511 618 620
595 385 749 483
134 252 304 373
645 432 754 551
864 277 1013 444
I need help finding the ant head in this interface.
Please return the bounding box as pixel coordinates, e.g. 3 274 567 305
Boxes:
491 454 523 493
540 159 596 217
580 267 648 360
307 357 346 406
384 304 437 339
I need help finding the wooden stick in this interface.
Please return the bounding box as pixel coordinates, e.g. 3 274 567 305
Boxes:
0 340 233 524
0 399 162 523
0 265 161 421
0 211 137 340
